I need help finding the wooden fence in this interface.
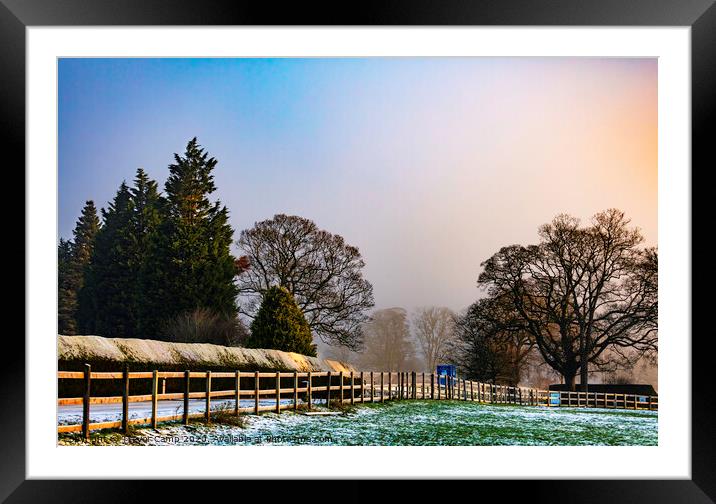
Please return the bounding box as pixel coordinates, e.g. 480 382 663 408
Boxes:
58 365 658 439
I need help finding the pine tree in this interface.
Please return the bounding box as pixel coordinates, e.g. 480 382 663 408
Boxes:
80 183 136 336
144 138 238 338
57 238 76 334
247 286 317 356
60 201 100 335
131 169 165 338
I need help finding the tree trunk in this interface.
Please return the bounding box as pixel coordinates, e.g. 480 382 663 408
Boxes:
579 333 589 393
580 361 588 393
564 372 576 392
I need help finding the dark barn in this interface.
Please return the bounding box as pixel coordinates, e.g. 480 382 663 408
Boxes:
549 384 657 396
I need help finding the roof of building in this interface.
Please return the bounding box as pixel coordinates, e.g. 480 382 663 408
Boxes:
548 383 657 396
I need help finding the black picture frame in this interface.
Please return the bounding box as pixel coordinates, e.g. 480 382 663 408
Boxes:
3 0 711 501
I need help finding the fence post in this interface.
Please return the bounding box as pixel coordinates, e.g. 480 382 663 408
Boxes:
326 371 332 407
151 370 159 428
82 363 91 440
431 373 435 400
235 371 241 416
308 371 313 410
370 372 374 402
293 372 298 411
339 371 345 404
388 372 392 400
380 372 385 402
122 365 129 433
350 371 355 404
360 372 364 402
254 371 260 414
205 371 212 423
470 381 474 401
275 372 281 414
183 370 190 425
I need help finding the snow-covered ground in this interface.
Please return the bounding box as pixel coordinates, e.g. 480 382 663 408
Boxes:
57 398 305 425
58 400 658 446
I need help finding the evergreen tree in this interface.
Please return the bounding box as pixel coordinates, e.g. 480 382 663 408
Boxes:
247 286 317 356
80 183 135 336
130 169 165 337
60 201 100 334
57 238 76 334
143 138 238 337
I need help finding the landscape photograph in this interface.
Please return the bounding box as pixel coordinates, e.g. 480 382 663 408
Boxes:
56 57 658 446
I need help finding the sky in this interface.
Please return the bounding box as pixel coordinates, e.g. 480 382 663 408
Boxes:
58 57 657 314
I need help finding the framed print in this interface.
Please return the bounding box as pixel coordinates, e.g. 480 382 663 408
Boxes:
4 0 713 501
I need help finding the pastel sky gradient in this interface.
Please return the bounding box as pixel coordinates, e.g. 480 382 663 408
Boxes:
58 58 657 313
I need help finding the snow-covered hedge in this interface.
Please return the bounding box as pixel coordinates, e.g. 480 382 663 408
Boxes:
58 335 354 373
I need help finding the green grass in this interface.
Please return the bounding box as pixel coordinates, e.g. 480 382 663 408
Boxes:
261 400 658 446
59 400 657 446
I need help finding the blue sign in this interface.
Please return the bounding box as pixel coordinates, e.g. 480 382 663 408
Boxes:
549 392 561 406
436 364 456 386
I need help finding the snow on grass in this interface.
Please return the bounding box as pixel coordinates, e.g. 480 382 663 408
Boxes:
57 398 299 425
58 400 657 446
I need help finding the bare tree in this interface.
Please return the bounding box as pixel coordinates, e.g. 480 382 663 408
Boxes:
412 307 456 372
451 296 533 386
478 209 658 391
236 214 374 350
359 308 414 371
319 342 359 365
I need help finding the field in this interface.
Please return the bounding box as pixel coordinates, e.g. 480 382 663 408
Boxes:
58 400 658 446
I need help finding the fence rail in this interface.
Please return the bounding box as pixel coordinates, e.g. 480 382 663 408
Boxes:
58 365 658 439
